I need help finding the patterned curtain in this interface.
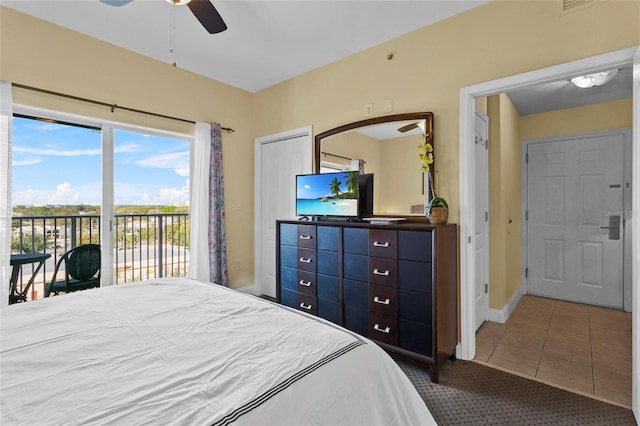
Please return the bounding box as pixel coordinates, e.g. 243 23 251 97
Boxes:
208 123 228 286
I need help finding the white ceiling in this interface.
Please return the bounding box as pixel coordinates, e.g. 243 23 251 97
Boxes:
3 0 632 112
1 0 490 93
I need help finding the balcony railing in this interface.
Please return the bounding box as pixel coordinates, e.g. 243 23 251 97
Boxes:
10 213 190 301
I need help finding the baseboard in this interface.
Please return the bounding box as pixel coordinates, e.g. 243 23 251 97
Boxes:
234 283 258 296
486 285 523 324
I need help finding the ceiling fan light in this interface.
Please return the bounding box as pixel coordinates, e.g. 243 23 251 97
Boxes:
570 69 618 88
165 0 191 5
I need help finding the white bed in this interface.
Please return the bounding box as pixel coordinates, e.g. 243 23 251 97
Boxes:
0 277 436 425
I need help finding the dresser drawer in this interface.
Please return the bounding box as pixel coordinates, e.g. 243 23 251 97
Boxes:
317 226 339 251
399 289 432 325
343 278 368 309
344 305 368 336
369 313 398 345
295 270 316 296
296 248 316 272
398 230 432 262
296 293 318 316
281 289 318 316
318 298 340 324
369 229 397 259
344 228 368 255
280 267 316 295
344 253 368 282
398 259 432 293
296 225 317 249
369 256 397 287
317 274 339 302
369 284 398 315
317 249 338 277
399 319 433 357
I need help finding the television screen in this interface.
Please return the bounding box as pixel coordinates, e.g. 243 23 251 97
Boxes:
296 171 359 218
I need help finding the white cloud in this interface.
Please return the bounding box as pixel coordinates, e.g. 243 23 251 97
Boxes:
13 182 100 206
13 146 101 157
13 158 42 166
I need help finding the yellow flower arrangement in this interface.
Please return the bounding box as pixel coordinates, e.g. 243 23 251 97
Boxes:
418 132 434 172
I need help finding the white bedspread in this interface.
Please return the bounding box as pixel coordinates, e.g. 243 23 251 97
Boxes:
0 277 436 425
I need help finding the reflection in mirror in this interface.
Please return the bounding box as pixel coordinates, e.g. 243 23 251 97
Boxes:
315 113 434 216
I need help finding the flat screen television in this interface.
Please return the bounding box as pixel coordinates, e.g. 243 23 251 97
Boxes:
296 171 360 218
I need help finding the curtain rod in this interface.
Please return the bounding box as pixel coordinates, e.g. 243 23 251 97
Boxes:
12 83 235 133
321 151 366 164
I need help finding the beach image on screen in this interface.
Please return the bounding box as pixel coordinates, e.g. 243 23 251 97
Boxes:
296 172 358 217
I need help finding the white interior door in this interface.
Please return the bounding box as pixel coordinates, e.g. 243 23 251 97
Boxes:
255 127 312 298
474 110 489 330
526 132 625 308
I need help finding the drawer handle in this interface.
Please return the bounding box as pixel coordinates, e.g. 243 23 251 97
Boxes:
299 302 313 310
299 257 312 264
373 241 390 248
299 280 312 287
373 268 390 276
373 324 391 334
299 235 312 240
373 296 390 305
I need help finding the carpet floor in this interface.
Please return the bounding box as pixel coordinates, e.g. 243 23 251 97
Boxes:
396 359 637 425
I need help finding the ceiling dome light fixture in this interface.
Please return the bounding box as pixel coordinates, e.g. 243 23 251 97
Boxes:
166 0 191 5
570 69 619 89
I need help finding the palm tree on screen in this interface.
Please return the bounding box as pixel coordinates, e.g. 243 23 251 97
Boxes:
329 177 342 197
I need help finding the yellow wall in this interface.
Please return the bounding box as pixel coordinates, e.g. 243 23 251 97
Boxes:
521 98 633 140
487 94 521 309
0 7 256 288
253 0 639 226
2 0 639 293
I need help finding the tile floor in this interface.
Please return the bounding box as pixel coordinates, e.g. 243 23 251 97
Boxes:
475 295 633 408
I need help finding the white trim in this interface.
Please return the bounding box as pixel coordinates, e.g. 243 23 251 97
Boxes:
101 125 114 287
486 284 523 324
631 45 640 418
459 45 640 419
254 125 312 297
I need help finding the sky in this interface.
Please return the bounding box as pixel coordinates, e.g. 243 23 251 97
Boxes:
11 117 190 206
296 171 355 199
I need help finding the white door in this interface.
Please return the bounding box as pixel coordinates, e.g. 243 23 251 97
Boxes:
526 132 625 308
474 111 489 330
255 127 312 298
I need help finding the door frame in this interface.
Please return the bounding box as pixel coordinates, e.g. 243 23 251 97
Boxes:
458 46 640 416
474 109 489 329
521 129 632 310
253 125 312 297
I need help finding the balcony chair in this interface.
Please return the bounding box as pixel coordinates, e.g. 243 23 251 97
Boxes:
45 244 101 297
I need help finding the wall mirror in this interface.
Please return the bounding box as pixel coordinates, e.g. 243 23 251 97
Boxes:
314 112 434 216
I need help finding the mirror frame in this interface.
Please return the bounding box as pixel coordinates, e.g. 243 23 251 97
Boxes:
314 112 435 213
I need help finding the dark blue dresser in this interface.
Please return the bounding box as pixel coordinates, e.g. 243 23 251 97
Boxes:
276 219 457 383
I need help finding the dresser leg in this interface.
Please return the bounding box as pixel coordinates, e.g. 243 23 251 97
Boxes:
429 365 439 383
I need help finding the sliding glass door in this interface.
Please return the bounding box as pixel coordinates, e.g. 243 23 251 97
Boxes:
11 112 191 299
112 129 190 284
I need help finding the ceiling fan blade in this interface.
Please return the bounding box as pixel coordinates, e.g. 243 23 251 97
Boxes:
187 0 227 34
397 122 419 133
99 0 133 6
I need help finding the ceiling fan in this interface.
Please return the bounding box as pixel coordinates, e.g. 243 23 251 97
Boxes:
397 121 426 133
100 0 227 34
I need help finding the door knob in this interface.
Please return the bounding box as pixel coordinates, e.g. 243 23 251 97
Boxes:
601 215 620 240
